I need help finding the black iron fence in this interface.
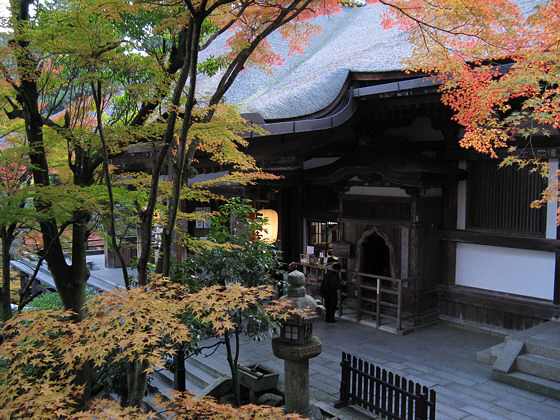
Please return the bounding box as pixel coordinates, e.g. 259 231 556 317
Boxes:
335 352 436 420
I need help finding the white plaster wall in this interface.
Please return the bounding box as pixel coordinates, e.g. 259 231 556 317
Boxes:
455 243 555 300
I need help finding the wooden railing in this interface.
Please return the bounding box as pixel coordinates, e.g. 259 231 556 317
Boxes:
340 270 416 331
295 263 416 330
335 352 436 420
86 237 105 255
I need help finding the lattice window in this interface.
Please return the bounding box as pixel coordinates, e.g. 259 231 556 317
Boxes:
466 160 546 235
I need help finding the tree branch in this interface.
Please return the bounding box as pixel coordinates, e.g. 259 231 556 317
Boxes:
4 97 24 120
17 219 73 312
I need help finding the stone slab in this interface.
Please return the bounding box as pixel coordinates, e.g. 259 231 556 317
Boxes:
462 405 505 420
493 339 525 374
493 384 560 419
493 370 560 401
516 353 560 382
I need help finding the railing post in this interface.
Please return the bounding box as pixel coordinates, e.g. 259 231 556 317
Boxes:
334 352 350 408
357 275 363 322
397 280 402 331
376 278 381 328
429 389 436 420
334 352 436 419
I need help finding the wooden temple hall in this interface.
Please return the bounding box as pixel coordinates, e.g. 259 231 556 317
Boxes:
227 74 560 333
118 4 560 333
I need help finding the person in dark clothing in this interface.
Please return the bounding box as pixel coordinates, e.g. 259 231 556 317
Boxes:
320 263 342 323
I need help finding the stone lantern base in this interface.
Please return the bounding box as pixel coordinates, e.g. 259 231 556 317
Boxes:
272 336 322 415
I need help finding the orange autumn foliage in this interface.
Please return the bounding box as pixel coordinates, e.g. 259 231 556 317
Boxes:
371 0 560 218
185 283 297 336
372 0 560 156
0 278 300 418
156 391 302 419
207 0 341 73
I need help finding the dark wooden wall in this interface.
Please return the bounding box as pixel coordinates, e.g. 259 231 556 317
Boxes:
438 286 559 330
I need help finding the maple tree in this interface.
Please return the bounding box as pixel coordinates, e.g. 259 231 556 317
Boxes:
374 0 560 213
158 392 302 419
137 0 341 284
0 132 33 320
0 276 301 418
0 277 191 410
174 200 285 405
1 0 341 312
1 0 339 409
186 284 293 407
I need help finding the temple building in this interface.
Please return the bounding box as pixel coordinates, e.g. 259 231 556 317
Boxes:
121 3 560 333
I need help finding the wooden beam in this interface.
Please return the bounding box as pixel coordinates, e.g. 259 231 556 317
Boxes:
438 286 559 319
440 230 560 252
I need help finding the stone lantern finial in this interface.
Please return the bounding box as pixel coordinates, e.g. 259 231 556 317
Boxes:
287 270 306 298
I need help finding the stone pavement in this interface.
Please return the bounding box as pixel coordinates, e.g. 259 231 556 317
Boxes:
192 320 560 420
81 257 560 419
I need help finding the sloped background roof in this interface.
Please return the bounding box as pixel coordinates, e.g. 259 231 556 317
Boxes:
198 4 412 120
199 0 542 121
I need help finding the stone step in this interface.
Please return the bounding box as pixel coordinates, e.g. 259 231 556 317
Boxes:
476 346 495 365
490 342 505 359
523 338 560 362
492 370 560 400
151 355 227 396
516 353 560 382
145 373 173 418
156 368 174 387
507 322 560 361
86 275 118 292
184 359 218 393
189 355 226 379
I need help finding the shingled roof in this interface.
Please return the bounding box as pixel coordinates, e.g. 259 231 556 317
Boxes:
199 0 543 122
199 4 412 121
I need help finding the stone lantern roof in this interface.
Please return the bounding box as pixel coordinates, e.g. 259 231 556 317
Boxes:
279 270 325 324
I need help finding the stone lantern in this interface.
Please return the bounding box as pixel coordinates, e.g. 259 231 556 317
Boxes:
272 270 324 416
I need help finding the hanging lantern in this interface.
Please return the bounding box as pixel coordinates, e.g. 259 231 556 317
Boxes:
257 209 278 244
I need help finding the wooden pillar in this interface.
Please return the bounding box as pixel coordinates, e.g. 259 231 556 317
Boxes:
555 251 560 305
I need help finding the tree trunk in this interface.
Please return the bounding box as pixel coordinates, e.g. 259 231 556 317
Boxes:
1 228 14 321
127 359 149 408
92 80 130 290
135 19 196 286
174 347 186 392
65 210 91 318
14 0 83 318
224 329 241 406
158 17 202 278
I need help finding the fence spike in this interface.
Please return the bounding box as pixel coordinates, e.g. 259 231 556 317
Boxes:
408 380 414 420
388 372 394 418
368 363 375 412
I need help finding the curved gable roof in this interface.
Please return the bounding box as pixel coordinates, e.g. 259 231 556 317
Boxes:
199 4 412 120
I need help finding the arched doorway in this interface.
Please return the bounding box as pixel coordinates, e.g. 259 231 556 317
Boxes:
361 232 391 277
357 230 396 321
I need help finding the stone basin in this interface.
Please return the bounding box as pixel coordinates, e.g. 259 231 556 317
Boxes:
238 364 279 393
